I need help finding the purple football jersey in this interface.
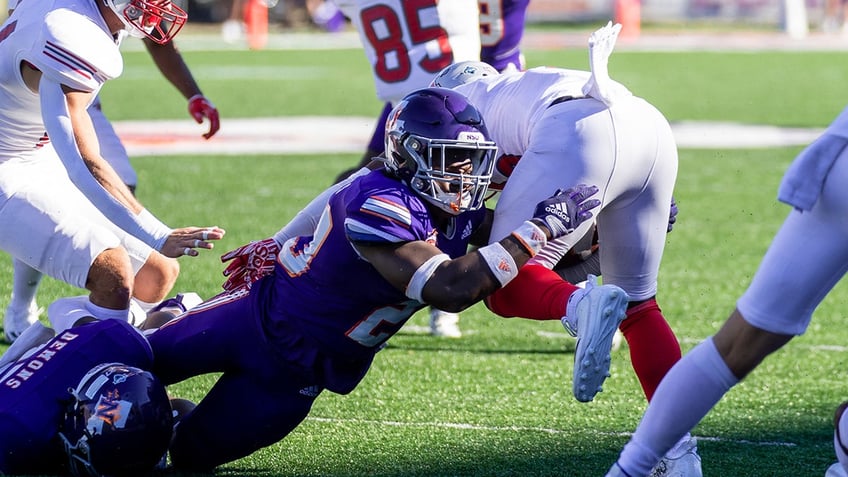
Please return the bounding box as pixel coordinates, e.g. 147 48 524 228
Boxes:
264 169 483 386
480 0 530 72
0 319 152 475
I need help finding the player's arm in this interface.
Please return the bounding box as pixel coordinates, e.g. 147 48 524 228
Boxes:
354 184 602 312
143 38 220 139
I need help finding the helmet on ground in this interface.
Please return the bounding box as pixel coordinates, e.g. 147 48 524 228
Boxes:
430 61 500 89
103 0 187 44
59 363 174 477
384 87 497 215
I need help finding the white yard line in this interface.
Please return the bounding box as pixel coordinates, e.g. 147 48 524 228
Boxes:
115 117 823 157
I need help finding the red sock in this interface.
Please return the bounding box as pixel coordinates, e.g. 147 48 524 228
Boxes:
485 264 579 320
619 298 682 401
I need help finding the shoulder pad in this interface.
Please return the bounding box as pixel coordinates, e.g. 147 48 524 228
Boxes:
28 8 122 92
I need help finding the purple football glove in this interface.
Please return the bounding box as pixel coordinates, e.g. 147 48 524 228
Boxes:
668 196 678 233
532 184 601 240
221 238 280 292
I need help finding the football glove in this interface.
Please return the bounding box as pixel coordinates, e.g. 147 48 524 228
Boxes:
532 184 601 240
221 238 280 292
668 196 678 233
188 94 220 139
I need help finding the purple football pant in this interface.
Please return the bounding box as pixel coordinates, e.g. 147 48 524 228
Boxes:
148 292 321 470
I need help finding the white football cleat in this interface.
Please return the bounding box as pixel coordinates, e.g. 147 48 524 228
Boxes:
650 437 702 477
4 301 42 343
0 321 55 370
429 308 461 338
562 275 628 402
827 463 848 477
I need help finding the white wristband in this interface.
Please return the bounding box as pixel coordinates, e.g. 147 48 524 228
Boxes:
138 209 173 251
477 242 519 287
405 253 450 303
510 220 548 257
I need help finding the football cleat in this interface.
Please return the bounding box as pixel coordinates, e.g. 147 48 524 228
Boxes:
3 301 42 343
429 308 462 338
650 437 702 477
0 321 55 370
827 463 848 477
562 275 628 402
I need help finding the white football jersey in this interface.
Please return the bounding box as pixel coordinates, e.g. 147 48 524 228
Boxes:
454 67 630 156
0 0 122 155
334 0 481 104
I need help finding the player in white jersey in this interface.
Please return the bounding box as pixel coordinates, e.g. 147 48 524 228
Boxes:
0 0 224 344
434 24 701 476
605 102 848 477
334 0 480 105
3 0 221 342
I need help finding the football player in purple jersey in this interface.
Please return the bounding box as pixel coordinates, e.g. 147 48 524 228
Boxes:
143 87 601 471
333 0 531 337
0 318 173 476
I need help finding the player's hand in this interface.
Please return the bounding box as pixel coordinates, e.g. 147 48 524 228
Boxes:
188 94 220 139
161 226 226 258
221 238 281 292
531 185 601 240
668 196 678 233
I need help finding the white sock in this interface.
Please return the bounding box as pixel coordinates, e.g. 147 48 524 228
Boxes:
132 297 157 313
617 337 738 475
84 299 130 322
8 259 42 311
48 296 94 333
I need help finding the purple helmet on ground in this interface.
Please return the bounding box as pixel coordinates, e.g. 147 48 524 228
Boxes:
59 363 174 477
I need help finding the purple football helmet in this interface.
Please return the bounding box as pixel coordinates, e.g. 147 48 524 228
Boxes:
59 363 173 477
384 87 497 215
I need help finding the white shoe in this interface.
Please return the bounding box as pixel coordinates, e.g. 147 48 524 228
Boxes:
827 463 848 477
650 437 702 477
4 302 42 343
0 321 55 369
604 463 629 477
562 275 628 402
151 292 203 316
429 308 461 338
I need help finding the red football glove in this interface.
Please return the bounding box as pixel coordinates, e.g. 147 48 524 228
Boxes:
221 238 280 292
188 94 220 139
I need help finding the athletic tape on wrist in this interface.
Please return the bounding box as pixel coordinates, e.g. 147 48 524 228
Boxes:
138 209 173 251
510 220 548 257
477 242 519 287
405 253 450 303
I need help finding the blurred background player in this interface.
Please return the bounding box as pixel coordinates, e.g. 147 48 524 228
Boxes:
3 0 221 342
0 0 225 345
433 23 699 476
0 319 173 476
145 87 601 471
332 0 531 338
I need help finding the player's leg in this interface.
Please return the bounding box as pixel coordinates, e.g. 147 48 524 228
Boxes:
169 370 319 470
4 259 44 342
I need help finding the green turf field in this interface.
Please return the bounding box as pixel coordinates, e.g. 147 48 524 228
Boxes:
3 38 848 476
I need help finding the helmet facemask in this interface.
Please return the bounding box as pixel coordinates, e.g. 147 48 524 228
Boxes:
392 131 496 215
106 0 187 44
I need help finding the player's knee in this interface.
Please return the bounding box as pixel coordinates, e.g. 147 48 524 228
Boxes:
135 253 180 302
87 248 134 306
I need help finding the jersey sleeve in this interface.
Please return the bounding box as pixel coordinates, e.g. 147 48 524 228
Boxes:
27 9 122 92
343 187 431 245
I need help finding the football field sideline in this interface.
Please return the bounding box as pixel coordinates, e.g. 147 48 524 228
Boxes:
116 116 823 157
